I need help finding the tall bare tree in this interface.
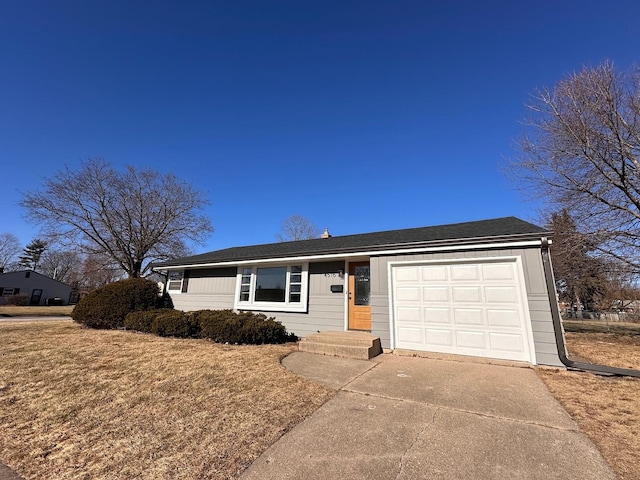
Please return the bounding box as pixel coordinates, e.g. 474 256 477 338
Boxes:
277 214 321 242
0 233 21 272
512 62 640 272
21 158 213 277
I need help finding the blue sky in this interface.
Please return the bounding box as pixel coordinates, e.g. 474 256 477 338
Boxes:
1 1 638 253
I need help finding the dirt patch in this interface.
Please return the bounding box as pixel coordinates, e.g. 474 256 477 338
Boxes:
538 332 640 480
0 321 334 479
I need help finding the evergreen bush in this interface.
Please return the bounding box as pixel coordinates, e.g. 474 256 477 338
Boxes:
124 309 174 333
151 310 199 338
196 309 295 344
71 278 163 329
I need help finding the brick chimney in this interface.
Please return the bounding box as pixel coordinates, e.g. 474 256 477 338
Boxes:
321 228 331 239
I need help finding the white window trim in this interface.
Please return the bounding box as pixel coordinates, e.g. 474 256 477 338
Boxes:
234 262 309 313
166 270 184 293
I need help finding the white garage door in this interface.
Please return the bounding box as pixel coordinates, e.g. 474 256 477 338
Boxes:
391 259 535 363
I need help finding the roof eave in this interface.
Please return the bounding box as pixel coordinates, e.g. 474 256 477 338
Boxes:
153 231 552 270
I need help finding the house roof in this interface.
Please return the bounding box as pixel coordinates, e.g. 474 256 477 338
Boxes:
154 216 550 268
0 270 73 288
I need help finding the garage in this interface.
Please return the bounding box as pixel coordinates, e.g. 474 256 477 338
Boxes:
391 257 536 363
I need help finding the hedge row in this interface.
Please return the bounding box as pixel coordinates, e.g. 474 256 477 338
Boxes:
124 309 296 344
72 278 296 345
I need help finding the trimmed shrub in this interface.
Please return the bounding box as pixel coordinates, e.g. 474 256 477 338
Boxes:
72 278 164 329
238 311 297 344
195 309 238 343
196 309 296 344
124 309 175 333
151 310 199 338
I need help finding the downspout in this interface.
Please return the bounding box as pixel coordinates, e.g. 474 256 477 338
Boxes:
541 237 640 378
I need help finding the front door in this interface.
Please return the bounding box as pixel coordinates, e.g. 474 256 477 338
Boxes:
348 262 371 331
30 289 43 305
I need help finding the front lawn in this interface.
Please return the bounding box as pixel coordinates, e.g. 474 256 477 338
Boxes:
537 331 640 480
0 321 334 479
0 305 74 317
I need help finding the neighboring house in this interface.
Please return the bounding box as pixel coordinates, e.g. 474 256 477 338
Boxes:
154 217 564 366
0 270 74 305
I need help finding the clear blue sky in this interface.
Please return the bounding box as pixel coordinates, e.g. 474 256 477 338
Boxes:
1 1 638 253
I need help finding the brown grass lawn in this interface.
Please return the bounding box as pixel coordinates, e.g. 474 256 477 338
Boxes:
0 305 74 317
0 321 334 479
537 332 640 480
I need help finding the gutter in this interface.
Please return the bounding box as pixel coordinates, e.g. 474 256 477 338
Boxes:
154 238 548 271
541 237 640 378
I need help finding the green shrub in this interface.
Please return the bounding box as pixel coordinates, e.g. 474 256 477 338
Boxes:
124 309 175 333
195 309 238 343
151 310 199 338
72 278 164 329
196 309 296 344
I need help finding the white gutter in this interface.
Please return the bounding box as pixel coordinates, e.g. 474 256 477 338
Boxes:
155 239 546 271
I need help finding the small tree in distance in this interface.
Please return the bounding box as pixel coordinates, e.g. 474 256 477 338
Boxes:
21 158 213 278
277 215 321 242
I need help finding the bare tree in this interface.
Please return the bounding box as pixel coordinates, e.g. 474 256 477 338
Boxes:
277 214 321 241
512 62 640 272
39 249 83 285
80 251 124 290
21 158 213 278
0 233 21 272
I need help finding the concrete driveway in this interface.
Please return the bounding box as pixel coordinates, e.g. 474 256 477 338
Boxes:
241 353 615 480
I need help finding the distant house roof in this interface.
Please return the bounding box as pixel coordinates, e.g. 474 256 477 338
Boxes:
154 216 550 268
0 270 73 288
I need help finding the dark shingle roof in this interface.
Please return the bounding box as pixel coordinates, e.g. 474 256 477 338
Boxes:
154 216 549 268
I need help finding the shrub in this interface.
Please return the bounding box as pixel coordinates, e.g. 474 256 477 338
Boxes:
195 309 238 343
5 294 29 306
72 278 164 329
197 309 296 345
151 310 199 338
124 309 175 333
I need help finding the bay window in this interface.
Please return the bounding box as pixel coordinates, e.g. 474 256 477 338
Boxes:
235 263 308 312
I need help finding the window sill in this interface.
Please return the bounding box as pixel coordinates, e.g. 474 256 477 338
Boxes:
235 302 308 313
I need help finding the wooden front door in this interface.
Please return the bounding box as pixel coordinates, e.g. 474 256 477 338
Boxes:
348 262 371 331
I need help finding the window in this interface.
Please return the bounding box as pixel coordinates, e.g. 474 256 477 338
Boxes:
2 288 16 296
235 263 308 312
167 271 184 291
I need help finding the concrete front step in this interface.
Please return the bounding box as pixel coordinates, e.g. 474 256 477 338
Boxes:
299 331 382 360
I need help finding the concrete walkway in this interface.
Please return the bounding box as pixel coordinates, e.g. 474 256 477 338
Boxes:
0 464 23 480
241 352 616 480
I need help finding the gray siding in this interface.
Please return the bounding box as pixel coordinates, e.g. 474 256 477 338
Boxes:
170 267 237 311
170 261 346 339
370 247 563 366
268 261 346 338
0 271 73 305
